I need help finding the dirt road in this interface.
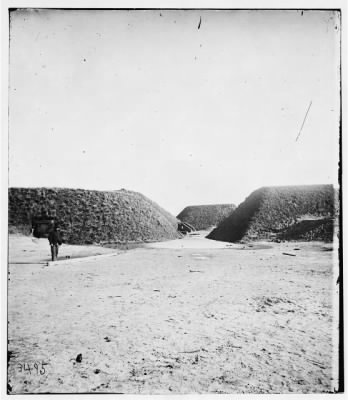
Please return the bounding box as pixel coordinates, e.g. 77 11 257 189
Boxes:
7 233 339 394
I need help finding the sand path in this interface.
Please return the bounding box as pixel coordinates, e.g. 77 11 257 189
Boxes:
8 235 118 264
7 234 339 394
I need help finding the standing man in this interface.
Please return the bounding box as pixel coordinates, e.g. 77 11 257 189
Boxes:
48 225 62 261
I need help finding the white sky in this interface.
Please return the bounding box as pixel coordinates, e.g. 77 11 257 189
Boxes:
9 9 341 215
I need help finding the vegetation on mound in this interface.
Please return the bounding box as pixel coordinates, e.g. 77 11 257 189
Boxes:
278 218 335 242
207 185 338 242
177 204 236 230
8 187 180 245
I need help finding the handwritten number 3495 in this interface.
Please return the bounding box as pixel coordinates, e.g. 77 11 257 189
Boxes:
17 362 47 375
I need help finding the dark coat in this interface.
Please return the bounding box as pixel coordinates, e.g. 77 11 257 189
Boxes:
48 230 62 245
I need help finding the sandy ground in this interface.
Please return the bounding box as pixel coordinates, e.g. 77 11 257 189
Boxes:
7 233 339 394
8 234 118 264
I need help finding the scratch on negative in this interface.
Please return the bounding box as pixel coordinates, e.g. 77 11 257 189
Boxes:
295 100 312 142
198 17 202 30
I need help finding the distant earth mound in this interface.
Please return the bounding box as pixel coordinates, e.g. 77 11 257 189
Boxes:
207 185 338 243
177 204 236 230
8 188 181 245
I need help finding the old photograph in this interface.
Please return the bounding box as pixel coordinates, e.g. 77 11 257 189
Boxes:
6 8 342 394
